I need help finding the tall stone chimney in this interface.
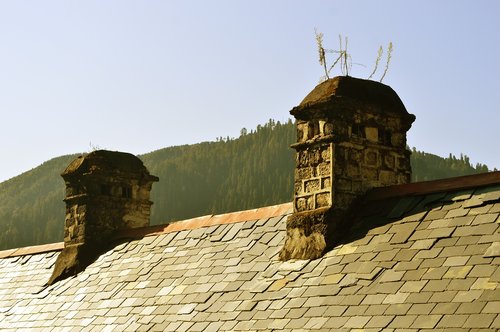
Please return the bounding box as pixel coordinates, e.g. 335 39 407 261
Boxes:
280 76 415 260
48 150 158 284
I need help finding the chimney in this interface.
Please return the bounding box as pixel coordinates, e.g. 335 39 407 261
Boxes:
280 76 415 260
48 150 158 284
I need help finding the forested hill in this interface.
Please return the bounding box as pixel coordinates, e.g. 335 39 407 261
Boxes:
0 119 494 250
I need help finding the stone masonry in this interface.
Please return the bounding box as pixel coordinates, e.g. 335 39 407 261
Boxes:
48 150 158 284
280 76 416 260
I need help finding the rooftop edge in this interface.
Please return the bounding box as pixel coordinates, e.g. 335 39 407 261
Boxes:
1 170 498 259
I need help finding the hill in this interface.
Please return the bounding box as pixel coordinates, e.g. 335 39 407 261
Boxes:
0 119 493 250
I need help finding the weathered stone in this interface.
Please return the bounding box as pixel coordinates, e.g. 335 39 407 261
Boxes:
317 163 331 176
281 76 415 260
48 150 158 285
296 197 307 212
337 178 352 192
316 193 331 208
384 154 396 169
365 150 379 167
320 147 331 161
323 122 334 135
305 179 321 193
321 177 331 190
379 170 397 184
365 127 378 142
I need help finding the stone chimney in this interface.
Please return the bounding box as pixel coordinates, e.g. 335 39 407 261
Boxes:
48 150 158 284
280 76 415 260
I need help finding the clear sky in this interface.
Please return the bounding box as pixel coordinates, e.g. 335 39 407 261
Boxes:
0 0 499 183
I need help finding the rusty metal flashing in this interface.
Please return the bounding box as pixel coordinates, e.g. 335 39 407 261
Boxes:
113 203 293 241
0 242 64 259
366 171 500 201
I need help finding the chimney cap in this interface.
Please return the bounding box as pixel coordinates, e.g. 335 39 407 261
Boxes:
61 150 158 181
293 76 411 119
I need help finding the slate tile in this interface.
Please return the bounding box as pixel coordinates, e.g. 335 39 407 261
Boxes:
410 239 437 250
443 266 473 279
322 316 350 329
303 305 327 318
442 255 470 267
468 265 497 277
431 302 460 315
473 213 498 225
383 292 409 304
286 307 308 319
452 290 484 303
268 233 285 247
421 257 446 268
422 279 449 292
399 280 427 293
335 294 363 306
479 301 500 314
445 208 469 218
429 290 458 303
336 244 358 255
455 224 499 237
410 314 442 328
269 308 290 319
360 294 386 305
428 219 452 229
471 278 498 290
425 209 448 221
388 197 418 219
436 314 469 328
388 314 417 328
393 249 418 262
489 202 500 213
447 278 476 291
285 316 311 329
407 303 435 315
394 260 422 271
429 227 455 239
204 321 224 332
484 242 500 258
370 233 393 245
463 313 496 328
467 255 492 265
303 317 329 329
438 246 466 259
455 301 487 315
374 250 399 262
320 273 345 285
342 304 367 316
343 315 370 328
246 279 272 293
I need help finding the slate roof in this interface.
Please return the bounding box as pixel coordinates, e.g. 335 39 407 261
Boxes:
0 172 499 331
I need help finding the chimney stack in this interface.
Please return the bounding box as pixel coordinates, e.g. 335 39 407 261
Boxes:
48 150 158 284
280 76 415 260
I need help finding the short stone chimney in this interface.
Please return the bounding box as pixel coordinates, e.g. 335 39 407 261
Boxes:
48 150 158 284
280 76 415 260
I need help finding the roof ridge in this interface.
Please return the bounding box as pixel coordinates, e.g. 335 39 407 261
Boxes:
2 171 498 259
0 202 293 258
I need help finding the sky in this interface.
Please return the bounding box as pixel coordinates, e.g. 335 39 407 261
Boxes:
0 1 499 183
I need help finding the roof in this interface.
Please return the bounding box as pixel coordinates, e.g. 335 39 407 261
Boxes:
1 172 499 331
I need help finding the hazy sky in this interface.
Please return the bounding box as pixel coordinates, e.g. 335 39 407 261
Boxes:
0 1 499 183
